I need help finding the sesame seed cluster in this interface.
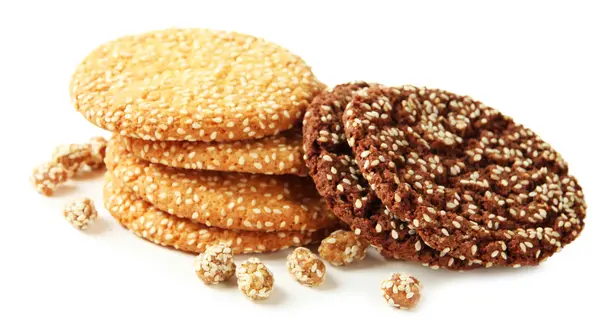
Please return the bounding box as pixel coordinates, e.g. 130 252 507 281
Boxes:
194 244 236 284
343 85 586 267
381 273 422 309
236 257 275 300
286 247 326 287
318 230 368 266
63 198 98 230
103 176 325 254
117 126 307 176
31 136 108 196
70 28 323 142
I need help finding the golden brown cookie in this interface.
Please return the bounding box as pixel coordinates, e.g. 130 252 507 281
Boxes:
106 140 338 232
71 28 324 142
117 127 307 176
104 176 326 254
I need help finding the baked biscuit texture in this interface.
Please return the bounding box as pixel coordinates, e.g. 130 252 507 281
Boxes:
344 85 587 267
71 28 324 142
303 83 478 270
106 140 338 232
117 127 307 176
103 176 325 254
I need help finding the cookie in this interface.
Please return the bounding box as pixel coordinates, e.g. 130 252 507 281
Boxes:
106 139 338 233
303 83 478 270
104 176 325 254
344 85 586 267
71 28 324 142
117 126 307 176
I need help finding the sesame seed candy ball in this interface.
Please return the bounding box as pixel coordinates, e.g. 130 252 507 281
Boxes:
287 247 326 287
236 258 274 300
63 198 98 230
31 162 70 196
381 272 422 310
318 230 368 266
194 243 236 284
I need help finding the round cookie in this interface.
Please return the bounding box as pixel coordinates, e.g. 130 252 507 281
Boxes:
343 85 586 267
117 126 307 176
104 177 324 254
106 139 338 233
71 28 324 142
303 83 479 270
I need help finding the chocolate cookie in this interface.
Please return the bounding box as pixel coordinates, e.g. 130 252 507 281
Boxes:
344 85 586 267
303 83 479 270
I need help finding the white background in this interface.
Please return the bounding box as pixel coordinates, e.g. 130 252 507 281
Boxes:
1 1 598 333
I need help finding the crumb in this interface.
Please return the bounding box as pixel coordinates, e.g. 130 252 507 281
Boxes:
318 230 368 266
287 247 326 287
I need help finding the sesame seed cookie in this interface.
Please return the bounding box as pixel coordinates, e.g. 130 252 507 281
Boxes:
343 85 587 267
71 28 324 142
303 83 479 270
103 176 326 254
117 126 307 175
106 140 338 232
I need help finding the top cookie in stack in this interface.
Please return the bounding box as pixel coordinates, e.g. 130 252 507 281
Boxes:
71 28 337 254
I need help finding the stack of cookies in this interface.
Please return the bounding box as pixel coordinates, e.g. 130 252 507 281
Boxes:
303 83 587 270
70 28 338 254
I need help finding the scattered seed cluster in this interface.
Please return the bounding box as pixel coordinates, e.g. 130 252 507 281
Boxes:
381 272 422 310
63 198 98 230
106 140 337 232
119 127 307 176
103 177 322 254
302 83 477 270
344 85 586 267
31 162 71 196
236 257 274 300
318 230 368 266
286 247 326 287
194 244 236 284
31 137 107 196
71 28 324 142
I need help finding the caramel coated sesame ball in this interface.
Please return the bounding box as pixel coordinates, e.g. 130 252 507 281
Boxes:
63 198 98 230
31 162 71 196
194 244 236 284
236 258 274 300
318 230 368 266
287 247 326 287
381 273 422 310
